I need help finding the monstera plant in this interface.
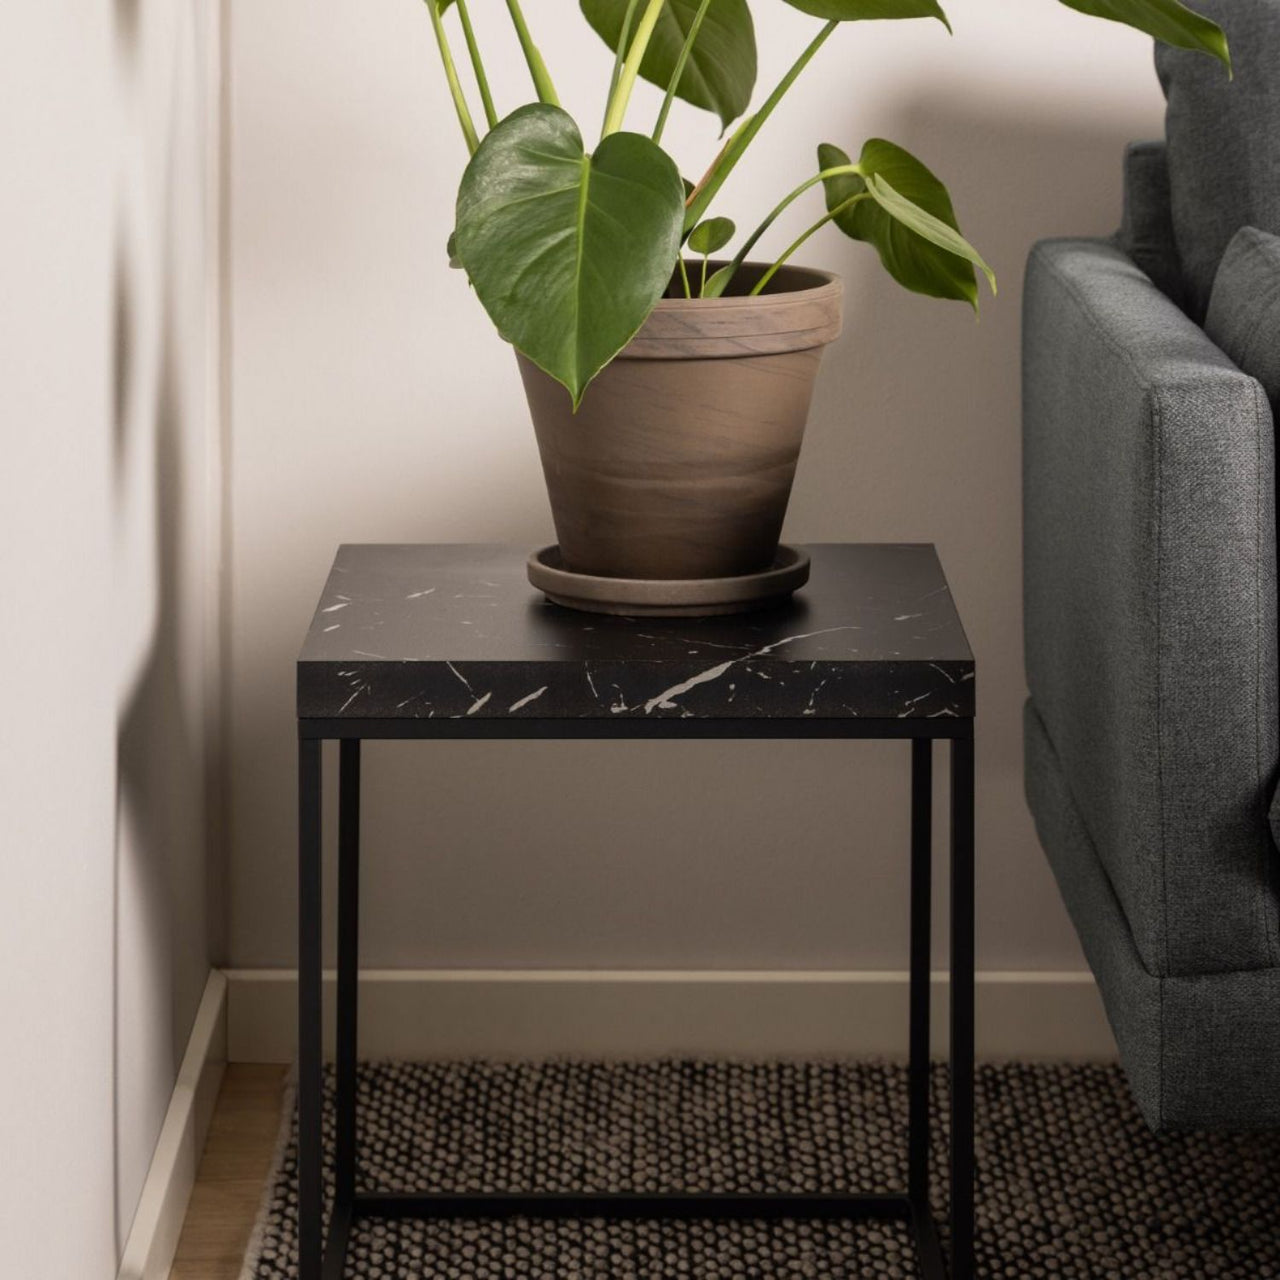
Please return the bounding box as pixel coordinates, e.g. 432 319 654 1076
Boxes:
435 0 1227 404
426 0 1230 607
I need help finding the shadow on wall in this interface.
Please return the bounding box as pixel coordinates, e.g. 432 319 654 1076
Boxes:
114 0 139 48
793 88 1147 777
799 87 1144 529
109 0 215 1255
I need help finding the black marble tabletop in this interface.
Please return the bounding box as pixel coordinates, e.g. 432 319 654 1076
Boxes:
297 544 974 721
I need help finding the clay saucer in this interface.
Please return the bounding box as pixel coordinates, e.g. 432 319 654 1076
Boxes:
527 545 810 617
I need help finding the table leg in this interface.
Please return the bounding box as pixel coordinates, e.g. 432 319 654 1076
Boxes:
908 739 933 1212
949 734 975 1280
335 741 361 1220
298 737 324 1280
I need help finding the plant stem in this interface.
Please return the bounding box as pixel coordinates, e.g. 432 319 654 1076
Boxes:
454 0 497 129
602 0 667 136
709 164 862 295
701 255 709 296
505 0 560 106
425 0 479 154
603 0 645 136
750 192 865 295
685 19 838 230
654 0 713 145
678 256 693 299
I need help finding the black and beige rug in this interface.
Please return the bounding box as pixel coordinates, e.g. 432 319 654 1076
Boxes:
242 1060 1280 1279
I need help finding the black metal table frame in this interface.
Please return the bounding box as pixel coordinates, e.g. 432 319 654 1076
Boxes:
297 716 975 1280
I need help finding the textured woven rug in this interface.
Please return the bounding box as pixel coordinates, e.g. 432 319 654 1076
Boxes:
242 1060 1280 1279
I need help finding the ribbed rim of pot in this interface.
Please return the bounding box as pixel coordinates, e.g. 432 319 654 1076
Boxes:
621 262 843 361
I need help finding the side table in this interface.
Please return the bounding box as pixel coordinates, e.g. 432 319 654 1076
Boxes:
296 542 976 1280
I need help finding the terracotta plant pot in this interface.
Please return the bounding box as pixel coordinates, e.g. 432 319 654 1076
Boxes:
518 262 842 582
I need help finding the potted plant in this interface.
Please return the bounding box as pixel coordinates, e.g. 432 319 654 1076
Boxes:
428 0 1229 613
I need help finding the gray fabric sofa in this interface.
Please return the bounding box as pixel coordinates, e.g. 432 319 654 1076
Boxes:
1022 0 1280 1131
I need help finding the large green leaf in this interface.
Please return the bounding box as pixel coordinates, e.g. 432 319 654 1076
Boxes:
581 0 757 131
1055 0 1230 69
865 173 996 292
819 139 993 309
454 104 684 407
782 0 950 28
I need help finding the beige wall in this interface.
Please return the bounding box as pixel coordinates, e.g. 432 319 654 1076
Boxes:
227 3 1165 973
0 2 220 1272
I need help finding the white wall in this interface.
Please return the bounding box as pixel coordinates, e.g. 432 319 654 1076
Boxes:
0 8 117 1273
227 4 1165 975
0 2 221 1273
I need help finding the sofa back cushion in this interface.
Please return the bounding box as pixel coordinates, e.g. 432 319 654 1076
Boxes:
1204 226 1280 414
1156 0 1280 320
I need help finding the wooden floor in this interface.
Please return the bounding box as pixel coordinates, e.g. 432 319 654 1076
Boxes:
171 1064 288 1280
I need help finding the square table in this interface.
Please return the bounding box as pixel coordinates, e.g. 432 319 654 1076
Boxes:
296 542 976 1280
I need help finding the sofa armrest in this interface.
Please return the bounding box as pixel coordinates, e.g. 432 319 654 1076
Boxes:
1113 140 1185 308
1023 237 1280 978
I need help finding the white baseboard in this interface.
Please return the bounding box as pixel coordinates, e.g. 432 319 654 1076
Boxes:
117 970 228 1280
225 968 1116 1064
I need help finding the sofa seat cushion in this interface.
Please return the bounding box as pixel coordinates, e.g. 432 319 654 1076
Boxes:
1156 0 1280 321
1205 226 1280 414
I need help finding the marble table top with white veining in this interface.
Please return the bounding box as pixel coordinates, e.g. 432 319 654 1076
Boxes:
297 544 974 721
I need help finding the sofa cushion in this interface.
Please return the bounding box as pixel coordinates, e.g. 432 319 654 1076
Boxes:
1204 226 1280 414
1156 0 1280 320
